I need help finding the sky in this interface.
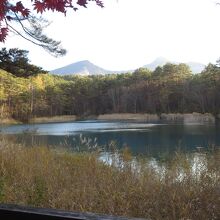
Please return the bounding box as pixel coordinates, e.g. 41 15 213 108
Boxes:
2 0 220 71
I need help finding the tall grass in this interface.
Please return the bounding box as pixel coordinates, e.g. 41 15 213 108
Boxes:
0 140 219 220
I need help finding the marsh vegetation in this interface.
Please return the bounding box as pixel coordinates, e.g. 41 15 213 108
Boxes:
0 140 219 220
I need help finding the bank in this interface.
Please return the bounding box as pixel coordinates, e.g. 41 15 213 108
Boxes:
1 112 219 125
1 112 217 125
0 117 21 125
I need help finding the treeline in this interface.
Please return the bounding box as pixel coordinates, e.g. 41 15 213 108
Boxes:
1 62 220 121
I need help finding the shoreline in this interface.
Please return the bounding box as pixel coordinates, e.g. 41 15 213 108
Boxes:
97 113 216 124
28 115 77 124
0 112 217 125
0 118 21 125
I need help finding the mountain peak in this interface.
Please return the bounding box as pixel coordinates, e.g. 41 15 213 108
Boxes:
50 60 114 75
144 57 169 70
144 57 205 73
153 57 169 63
78 60 92 65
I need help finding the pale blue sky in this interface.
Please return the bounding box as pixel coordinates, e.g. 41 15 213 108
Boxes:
2 0 220 70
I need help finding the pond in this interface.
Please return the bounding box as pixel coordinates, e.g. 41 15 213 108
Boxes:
0 120 220 158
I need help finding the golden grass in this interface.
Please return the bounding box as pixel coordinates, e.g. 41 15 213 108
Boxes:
0 141 219 220
0 118 20 125
97 113 159 121
28 115 77 124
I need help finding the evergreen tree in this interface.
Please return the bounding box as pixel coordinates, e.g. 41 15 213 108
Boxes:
0 48 46 77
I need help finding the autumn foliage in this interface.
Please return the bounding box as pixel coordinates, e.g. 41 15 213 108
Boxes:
0 0 104 42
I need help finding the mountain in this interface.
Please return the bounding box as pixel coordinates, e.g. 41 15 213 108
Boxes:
51 58 206 76
143 57 205 73
186 62 206 74
143 57 169 71
50 60 115 75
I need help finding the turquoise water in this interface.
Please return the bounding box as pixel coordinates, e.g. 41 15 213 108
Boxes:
0 120 220 157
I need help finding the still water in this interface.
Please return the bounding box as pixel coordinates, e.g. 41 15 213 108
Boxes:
0 120 220 157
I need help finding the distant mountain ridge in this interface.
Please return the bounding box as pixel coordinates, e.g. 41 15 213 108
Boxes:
143 57 205 73
143 57 169 70
50 58 206 75
50 60 115 75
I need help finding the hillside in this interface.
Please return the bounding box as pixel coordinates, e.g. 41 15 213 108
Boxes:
1 63 220 122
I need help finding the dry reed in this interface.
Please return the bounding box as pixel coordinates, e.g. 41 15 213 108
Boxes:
0 140 219 220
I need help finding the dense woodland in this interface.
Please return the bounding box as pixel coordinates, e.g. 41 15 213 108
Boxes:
1 54 220 122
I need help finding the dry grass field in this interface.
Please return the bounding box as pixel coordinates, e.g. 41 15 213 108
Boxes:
0 140 219 220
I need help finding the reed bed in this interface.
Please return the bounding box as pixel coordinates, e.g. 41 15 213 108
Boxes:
0 140 219 220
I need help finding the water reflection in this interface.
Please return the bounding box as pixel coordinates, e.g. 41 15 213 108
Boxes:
0 121 220 158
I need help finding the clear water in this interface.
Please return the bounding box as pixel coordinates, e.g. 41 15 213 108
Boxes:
0 120 220 157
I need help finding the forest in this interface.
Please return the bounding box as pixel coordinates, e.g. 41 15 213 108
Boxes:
1 52 220 122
